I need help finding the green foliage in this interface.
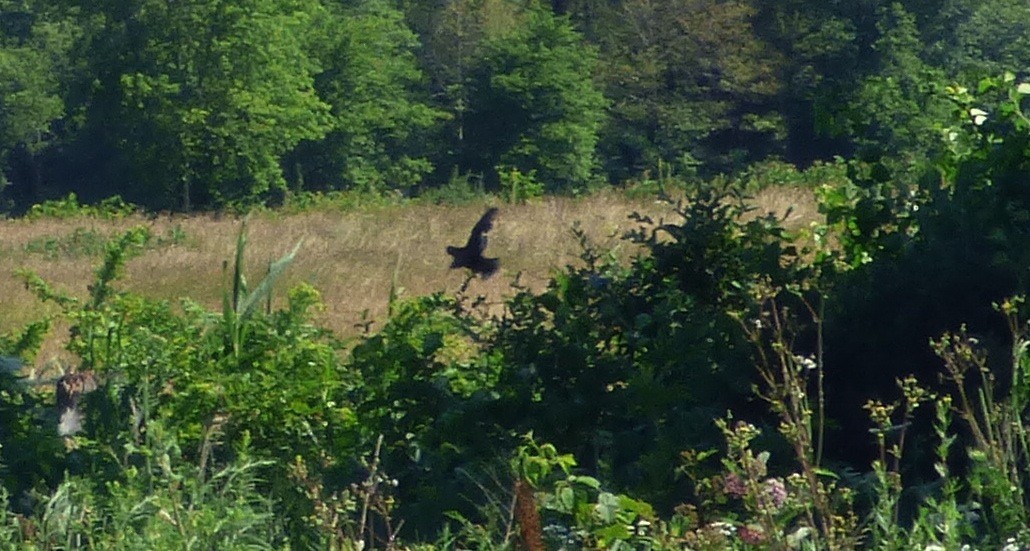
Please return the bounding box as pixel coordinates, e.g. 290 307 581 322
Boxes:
346 291 505 529
821 76 1030 428
80 0 333 208
491 187 804 514
6 66 1030 549
0 0 1028 213
23 228 110 260
847 3 950 175
0 32 64 153
89 226 150 309
464 4 606 192
513 434 657 550
626 186 806 308
941 0 1030 82
9 224 360 545
1 435 284 549
295 0 445 194
497 166 543 204
934 301 1030 539
0 0 72 184
323 184 814 536
96 456 280 549
512 432 577 488
24 194 137 220
681 416 858 549
862 377 933 548
220 217 303 358
415 169 486 205
734 157 850 193
594 0 786 181
617 159 692 199
0 321 63 498
0 318 49 363
812 161 917 270
907 396 968 548
275 188 407 215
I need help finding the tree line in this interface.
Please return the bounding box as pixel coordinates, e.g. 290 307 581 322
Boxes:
0 0 1026 210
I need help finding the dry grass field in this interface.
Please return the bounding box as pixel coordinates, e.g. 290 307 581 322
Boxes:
0 187 818 368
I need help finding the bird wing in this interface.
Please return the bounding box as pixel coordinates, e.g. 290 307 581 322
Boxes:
465 208 498 253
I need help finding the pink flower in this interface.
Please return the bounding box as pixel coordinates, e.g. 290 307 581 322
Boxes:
739 524 766 544
723 473 747 497
761 478 787 509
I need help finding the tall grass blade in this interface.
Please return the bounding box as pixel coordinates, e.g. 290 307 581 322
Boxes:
238 239 302 319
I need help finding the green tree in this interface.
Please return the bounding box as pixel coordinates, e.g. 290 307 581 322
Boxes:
594 0 785 181
463 3 606 191
419 0 519 147
749 0 864 166
848 3 949 173
73 0 332 209
292 0 444 194
406 0 517 112
943 0 1030 82
0 0 73 205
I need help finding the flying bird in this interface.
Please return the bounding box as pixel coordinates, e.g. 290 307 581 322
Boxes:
447 207 500 277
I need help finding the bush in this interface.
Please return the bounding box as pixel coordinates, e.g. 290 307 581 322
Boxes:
24 193 138 220
416 169 487 205
11 222 361 545
820 76 1030 464
735 157 851 192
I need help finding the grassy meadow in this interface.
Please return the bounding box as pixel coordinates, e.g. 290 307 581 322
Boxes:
1 186 817 373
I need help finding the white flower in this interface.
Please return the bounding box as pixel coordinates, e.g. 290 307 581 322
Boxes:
794 355 817 371
786 526 812 548
969 108 988 126
708 521 736 536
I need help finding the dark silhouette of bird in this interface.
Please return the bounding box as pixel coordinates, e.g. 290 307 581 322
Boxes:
447 207 500 277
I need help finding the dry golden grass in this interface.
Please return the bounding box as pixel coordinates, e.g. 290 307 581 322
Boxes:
0 187 819 367
748 185 821 229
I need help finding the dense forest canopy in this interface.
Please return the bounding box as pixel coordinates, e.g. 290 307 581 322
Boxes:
0 0 1027 210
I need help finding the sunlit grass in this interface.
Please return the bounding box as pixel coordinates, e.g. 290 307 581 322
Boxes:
0 187 819 366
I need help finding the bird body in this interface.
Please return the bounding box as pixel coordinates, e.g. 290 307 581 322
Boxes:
447 208 500 277
56 371 98 436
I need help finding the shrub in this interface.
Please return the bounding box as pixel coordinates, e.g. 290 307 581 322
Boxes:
416 169 487 205
735 157 851 192
13 222 361 545
24 193 137 220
